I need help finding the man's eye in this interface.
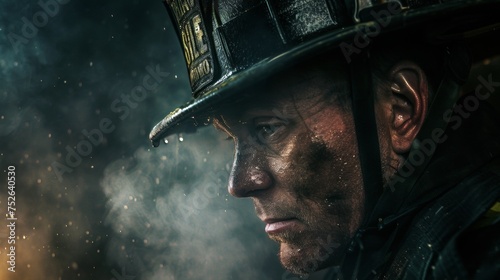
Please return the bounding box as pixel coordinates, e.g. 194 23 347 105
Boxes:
256 124 278 135
253 118 285 142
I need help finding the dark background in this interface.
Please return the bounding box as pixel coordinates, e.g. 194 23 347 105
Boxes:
0 1 295 279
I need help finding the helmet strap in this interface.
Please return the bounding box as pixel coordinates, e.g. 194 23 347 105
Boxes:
349 50 384 225
343 48 384 280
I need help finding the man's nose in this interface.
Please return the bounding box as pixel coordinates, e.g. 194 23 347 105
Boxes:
228 144 273 197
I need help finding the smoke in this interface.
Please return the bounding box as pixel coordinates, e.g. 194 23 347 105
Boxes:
100 129 284 279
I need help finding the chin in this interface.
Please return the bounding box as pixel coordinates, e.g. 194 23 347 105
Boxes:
278 240 339 276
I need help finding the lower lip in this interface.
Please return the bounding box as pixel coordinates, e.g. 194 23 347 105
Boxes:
265 219 300 234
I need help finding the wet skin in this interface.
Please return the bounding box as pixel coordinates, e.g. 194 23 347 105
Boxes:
213 66 365 275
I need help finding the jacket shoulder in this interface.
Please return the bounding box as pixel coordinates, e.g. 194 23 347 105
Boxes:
385 166 500 279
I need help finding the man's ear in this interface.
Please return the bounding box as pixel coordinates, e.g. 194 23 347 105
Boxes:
388 61 429 154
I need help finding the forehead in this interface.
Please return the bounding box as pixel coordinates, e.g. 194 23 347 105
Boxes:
214 56 348 123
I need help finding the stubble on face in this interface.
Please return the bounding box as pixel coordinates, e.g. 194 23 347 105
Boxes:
261 128 363 275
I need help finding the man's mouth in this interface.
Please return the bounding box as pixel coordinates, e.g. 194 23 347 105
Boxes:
264 218 302 234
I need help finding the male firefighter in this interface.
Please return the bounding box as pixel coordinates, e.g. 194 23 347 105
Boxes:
150 0 500 278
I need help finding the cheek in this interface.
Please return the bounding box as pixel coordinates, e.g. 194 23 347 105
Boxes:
289 109 361 198
268 114 364 233
304 106 349 150
273 128 362 203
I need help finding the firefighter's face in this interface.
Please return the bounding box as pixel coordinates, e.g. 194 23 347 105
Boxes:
214 65 365 275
